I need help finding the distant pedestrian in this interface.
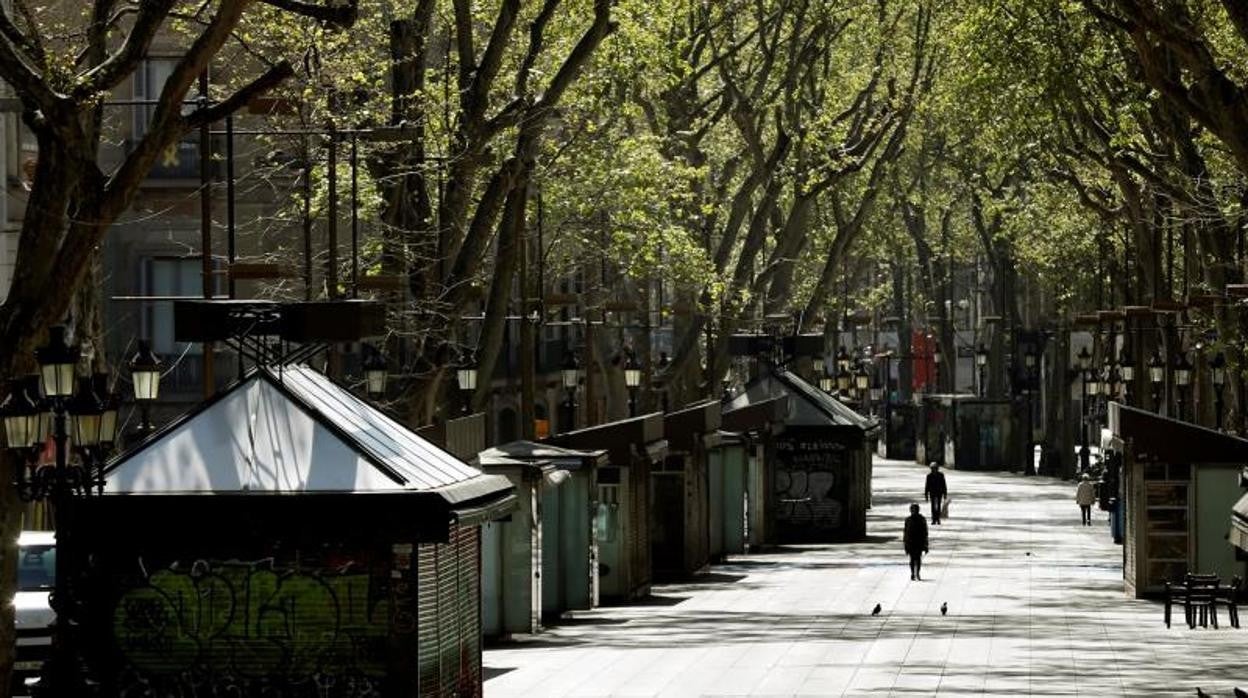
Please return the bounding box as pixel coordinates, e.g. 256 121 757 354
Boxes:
904 503 929 581
1075 473 1096 526
925 463 948 525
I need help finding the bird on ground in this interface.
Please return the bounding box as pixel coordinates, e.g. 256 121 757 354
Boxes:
871 604 881 616
940 602 948 616
1196 688 1209 697
1025 552 1031 556
1232 687 1247 698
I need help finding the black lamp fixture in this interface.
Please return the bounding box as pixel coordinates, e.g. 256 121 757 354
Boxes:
836 366 852 393
835 346 851 374
1119 349 1135 383
456 357 479 392
1212 353 1227 430
623 351 642 416
36 325 79 398
0 324 162 696
820 375 834 393
813 355 825 377
1174 351 1193 420
1148 350 1165 413
128 340 164 434
561 352 580 391
975 344 989 367
854 364 870 393
361 344 388 397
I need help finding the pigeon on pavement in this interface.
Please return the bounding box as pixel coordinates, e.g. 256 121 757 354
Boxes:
871 604 881 616
940 602 948 616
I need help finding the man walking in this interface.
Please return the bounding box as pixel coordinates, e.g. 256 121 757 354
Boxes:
925 462 948 525
904 503 929 581
1075 473 1096 526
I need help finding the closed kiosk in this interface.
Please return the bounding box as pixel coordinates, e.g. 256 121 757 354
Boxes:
728 368 879 542
653 402 721 579
722 396 786 548
709 431 749 559
75 366 516 697
478 440 607 624
551 414 668 602
1111 403 1248 597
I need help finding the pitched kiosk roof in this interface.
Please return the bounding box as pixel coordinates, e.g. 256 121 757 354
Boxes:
105 365 513 507
478 440 608 470
727 368 879 433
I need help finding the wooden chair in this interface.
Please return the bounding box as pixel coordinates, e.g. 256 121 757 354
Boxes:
1216 575 1243 629
1185 574 1221 629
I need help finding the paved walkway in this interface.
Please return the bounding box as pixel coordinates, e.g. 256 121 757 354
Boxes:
484 458 1248 696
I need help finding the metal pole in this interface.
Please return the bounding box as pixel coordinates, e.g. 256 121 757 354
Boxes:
198 71 215 398
302 134 313 301
1079 374 1090 474
350 134 359 298
225 116 236 300
326 131 339 299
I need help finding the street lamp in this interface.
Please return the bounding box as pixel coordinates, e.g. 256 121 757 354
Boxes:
456 356 479 415
0 325 162 696
975 344 989 397
836 365 852 394
819 375 834 393
1148 351 1165 413
623 353 642 416
1119 349 1135 405
361 344 388 397
854 364 870 406
1174 352 1193 421
561 352 580 432
1080 367 1093 473
813 355 825 380
128 340 163 434
1212 353 1227 430
835 346 851 374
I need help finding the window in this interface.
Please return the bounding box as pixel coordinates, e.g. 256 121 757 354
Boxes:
142 256 220 355
133 59 200 178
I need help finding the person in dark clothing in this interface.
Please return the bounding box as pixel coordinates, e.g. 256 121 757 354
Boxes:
904 503 929 581
925 462 948 524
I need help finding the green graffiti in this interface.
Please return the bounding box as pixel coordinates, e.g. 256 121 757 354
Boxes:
112 560 391 680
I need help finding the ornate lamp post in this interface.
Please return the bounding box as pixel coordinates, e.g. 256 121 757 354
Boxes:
559 352 580 433
1076 346 1092 473
455 356 479 415
623 352 642 417
1148 351 1166 413
1174 352 1193 421
1212 353 1227 430
836 364 852 395
813 355 825 384
819 374 834 393
976 343 990 397
1119 349 1135 406
854 364 870 407
0 325 159 696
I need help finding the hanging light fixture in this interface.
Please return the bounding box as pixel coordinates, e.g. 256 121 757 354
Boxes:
975 344 990 367
1174 352 1193 387
35 325 79 398
67 377 104 448
561 353 580 390
128 339 164 403
1212 353 1227 388
623 353 643 389
0 380 41 450
361 344 389 396
836 346 851 373
1148 351 1166 385
1119 349 1135 382
820 375 834 392
836 367 852 392
456 355 479 392
813 355 825 376
854 365 870 392
93 374 119 446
